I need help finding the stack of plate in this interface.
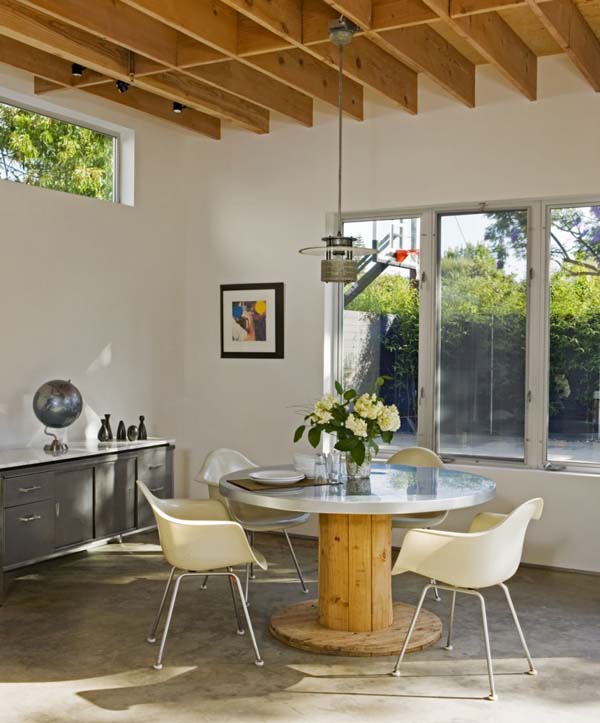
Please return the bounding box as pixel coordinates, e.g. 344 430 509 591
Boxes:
293 453 316 478
249 469 305 486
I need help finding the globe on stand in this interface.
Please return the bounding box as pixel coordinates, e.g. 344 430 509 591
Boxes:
33 379 83 455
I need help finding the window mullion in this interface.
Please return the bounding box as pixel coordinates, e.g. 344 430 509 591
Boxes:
417 209 436 450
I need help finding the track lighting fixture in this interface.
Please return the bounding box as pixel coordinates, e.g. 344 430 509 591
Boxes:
71 63 85 78
115 80 130 94
172 102 185 114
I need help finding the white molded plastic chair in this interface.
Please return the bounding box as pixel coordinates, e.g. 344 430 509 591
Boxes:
137 481 267 669
387 447 448 601
195 448 310 599
391 497 544 701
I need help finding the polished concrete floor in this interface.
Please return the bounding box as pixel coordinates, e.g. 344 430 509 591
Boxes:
1 532 599 723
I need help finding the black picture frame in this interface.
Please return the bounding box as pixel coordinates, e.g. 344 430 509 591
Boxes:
220 283 284 359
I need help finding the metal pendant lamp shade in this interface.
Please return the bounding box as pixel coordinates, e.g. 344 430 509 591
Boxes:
299 18 377 283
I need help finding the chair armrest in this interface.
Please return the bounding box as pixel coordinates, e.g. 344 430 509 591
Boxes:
469 512 507 533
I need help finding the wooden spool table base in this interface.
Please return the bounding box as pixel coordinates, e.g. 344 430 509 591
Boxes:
270 599 442 657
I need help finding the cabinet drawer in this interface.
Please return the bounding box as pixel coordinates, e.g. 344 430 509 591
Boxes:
4 472 53 508
4 500 54 567
137 448 168 495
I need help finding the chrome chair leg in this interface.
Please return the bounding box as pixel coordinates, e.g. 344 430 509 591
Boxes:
284 530 309 594
232 574 264 666
392 583 432 676
444 590 457 650
475 590 497 701
227 567 245 636
247 531 256 580
153 573 184 670
431 578 441 602
201 575 209 589
147 566 175 644
244 563 251 605
499 582 537 675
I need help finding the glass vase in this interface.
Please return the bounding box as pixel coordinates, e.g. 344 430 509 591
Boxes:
345 450 373 480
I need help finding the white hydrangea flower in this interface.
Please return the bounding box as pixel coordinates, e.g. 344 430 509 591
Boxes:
311 394 336 425
354 393 383 420
346 413 368 438
378 405 401 432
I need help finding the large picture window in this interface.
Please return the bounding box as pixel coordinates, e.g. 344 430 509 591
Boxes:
438 210 528 460
0 100 116 201
331 197 600 470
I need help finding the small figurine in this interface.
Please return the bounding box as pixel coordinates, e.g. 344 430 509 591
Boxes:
138 415 148 440
116 420 127 441
104 413 113 440
98 419 109 442
127 425 139 442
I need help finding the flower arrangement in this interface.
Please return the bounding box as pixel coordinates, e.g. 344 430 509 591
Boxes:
294 378 401 476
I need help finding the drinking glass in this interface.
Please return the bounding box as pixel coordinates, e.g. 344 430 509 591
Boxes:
314 453 328 484
327 451 341 484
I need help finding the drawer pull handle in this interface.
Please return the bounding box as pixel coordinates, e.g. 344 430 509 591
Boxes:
18 485 42 493
19 514 42 523
149 486 164 493
148 464 163 470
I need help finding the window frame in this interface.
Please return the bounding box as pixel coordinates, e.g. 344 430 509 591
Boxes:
0 89 128 204
325 195 600 473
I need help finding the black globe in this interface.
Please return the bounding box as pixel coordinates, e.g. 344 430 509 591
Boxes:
33 380 83 429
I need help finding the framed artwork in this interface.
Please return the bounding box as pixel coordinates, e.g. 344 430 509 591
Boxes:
220 283 284 359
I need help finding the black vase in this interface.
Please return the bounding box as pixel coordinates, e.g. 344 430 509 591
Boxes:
138 415 147 440
97 419 109 442
127 425 139 442
116 420 127 441
104 414 113 440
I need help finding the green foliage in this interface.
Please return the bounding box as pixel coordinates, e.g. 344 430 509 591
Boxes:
0 102 114 200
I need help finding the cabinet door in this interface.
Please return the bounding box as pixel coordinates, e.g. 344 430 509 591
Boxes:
136 447 169 529
4 500 55 567
95 458 135 538
54 468 94 548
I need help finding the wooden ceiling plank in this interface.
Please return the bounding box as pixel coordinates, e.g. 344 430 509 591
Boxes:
176 34 228 66
139 70 270 132
323 0 373 29
237 14 293 55
120 0 238 55
82 81 221 138
187 59 313 125
33 75 62 92
310 35 418 112
372 0 438 31
14 0 179 65
249 48 364 119
526 0 600 91
376 24 475 105
220 0 302 43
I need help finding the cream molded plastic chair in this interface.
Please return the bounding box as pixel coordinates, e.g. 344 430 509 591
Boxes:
195 448 310 598
387 447 448 601
137 481 267 669
391 497 544 701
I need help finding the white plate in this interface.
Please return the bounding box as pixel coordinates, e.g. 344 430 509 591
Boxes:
249 470 305 485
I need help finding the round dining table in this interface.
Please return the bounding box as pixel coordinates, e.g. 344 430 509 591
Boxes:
220 463 496 657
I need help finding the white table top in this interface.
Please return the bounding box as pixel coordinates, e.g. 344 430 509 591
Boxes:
220 463 496 515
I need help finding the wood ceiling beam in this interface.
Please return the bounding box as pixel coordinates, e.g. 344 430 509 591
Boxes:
323 0 373 29
220 0 302 43
0 0 269 131
249 48 364 119
186 60 313 125
525 0 600 91
420 0 538 99
374 24 475 106
120 0 364 118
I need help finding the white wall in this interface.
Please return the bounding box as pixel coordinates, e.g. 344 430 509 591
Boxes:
0 66 213 491
182 55 600 572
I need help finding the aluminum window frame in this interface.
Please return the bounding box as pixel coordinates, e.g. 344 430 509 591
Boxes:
325 195 600 473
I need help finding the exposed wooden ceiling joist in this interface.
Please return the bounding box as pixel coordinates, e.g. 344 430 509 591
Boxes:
526 0 600 90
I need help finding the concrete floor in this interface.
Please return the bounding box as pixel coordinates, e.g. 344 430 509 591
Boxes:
1 532 599 723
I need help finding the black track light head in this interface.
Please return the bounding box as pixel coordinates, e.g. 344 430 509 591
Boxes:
71 63 85 78
172 102 185 114
115 80 130 94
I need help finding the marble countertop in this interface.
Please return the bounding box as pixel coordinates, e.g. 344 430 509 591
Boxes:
0 438 175 471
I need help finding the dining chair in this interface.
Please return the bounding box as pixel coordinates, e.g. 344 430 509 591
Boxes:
391 497 544 701
195 448 310 600
137 481 266 669
387 447 448 600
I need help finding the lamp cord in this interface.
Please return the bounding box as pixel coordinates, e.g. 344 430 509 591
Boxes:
337 42 344 238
